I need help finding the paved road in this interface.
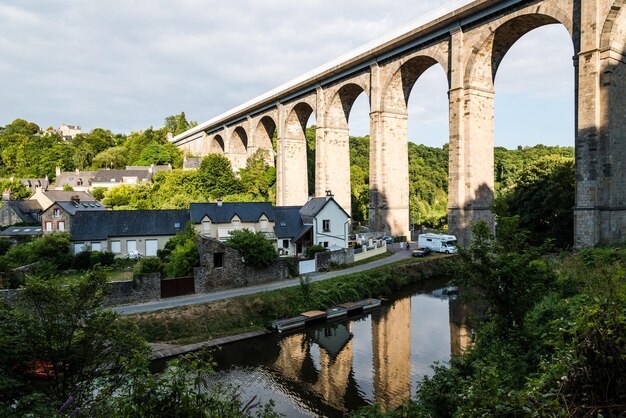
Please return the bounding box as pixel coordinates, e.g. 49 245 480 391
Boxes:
114 244 414 315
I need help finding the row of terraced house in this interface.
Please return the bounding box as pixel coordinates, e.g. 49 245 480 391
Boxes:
0 188 350 258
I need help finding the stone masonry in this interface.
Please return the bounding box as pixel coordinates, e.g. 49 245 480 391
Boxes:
194 236 290 292
173 0 626 248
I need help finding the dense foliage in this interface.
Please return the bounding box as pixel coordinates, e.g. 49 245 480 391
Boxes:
495 155 575 247
352 223 626 417
225 229 278 268
158 223 200 278
0 269 279 417
0 113 194 179
0 270 148 414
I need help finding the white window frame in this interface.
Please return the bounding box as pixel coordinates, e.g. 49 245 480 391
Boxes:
45 221 52 232
110 240 121 254
57 221 65 231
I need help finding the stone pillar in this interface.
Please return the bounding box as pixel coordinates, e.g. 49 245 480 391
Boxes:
316 126 352 214
276 105 310 206
448 28 495 247
369 64 410 237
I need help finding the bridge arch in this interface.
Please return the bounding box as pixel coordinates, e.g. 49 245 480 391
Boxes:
464 5 575 90
255 115 277 151
276 100 316 206
231 126 248 153
208 134 225 155
324 82 369 130
382 52 448 115
601 0 626 53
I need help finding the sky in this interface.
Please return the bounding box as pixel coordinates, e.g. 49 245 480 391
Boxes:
0 0 575 149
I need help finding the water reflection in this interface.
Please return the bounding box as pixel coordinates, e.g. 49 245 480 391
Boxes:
205 279 473 417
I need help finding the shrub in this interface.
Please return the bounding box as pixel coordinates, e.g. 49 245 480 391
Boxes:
226 229 277 268
134 257 164 276
305 244 327 260
164 239 199 278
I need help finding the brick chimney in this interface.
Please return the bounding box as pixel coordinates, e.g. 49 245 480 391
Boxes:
71 194 80 204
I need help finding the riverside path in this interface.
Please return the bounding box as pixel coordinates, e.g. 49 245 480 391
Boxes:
113 244 414 315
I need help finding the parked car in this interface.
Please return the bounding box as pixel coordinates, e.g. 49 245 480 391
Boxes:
126 250 142 259
379 236 394 244
412 247 432 257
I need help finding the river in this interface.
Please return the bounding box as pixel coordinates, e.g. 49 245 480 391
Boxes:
154 277 472 417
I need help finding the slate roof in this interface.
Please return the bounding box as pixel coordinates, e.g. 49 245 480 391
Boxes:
299 197 350 223
273 206 304 239
53 201 106 216
70 210 190 241
20 178 49 192
38 190 97 203
0 226 43 237
189 202 275 224
54 171 96 189
92 169 151 183
7 200 42 224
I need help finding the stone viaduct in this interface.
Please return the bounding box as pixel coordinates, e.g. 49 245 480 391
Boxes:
172 0 626 248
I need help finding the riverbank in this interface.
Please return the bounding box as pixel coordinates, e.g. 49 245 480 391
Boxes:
128 255 455 346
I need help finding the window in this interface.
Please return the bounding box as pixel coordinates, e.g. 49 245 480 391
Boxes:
322 220 330 232
74 243 85 254
57 221 65 231
145 239 158 256
45 221 52 232
91 242 102 252
202 220 211 233
260 219 268 232
111 240 121 253
127 240 137 253
282 239 289 249
323 242 329 248
213 252 224 268
53 208 61 218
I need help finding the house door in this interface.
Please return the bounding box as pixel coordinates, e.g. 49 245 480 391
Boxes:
145 239 158 257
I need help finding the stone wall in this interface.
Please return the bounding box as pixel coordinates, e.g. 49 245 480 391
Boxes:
0 288 19 306
103 273 161 306
194 236 290 292
315 248 355 271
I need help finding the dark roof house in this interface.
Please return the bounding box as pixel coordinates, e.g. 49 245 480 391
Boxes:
190 202 275 224
70 210 190 241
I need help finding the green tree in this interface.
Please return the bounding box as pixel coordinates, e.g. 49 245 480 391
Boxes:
0 270 148 408
198 154 243 198
226 229 277 268
86 351 279 417
92 146 128 169
496 155 575 247
0 178 31 200
159 223 199 278
239 149 276 202
164 111 198 136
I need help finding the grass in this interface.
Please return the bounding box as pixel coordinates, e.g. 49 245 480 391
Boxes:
127 255 455 345
327 251 394 271
52 262 137 286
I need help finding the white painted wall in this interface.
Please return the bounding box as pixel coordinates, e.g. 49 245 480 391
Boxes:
312 199 349 249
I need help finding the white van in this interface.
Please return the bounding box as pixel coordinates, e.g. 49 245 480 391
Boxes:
417 233 459 254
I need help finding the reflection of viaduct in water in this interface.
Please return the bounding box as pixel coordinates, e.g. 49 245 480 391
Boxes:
270 294 470 413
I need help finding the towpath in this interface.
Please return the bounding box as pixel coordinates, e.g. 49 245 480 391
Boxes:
114 244 414 315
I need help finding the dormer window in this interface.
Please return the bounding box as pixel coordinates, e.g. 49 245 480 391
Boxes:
53 208 61 218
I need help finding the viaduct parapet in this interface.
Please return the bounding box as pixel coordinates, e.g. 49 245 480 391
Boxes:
172 0 626 248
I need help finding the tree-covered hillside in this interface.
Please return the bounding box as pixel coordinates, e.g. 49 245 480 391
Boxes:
1 118 575 244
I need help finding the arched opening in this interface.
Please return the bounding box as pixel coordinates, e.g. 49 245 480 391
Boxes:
347 92 370 225
468 12 576 247
209 134 225 154
254 116 277 167
405 64 450 233
375 54 448 237
278 101 315 206
322 82 369 218
230 126 248 172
